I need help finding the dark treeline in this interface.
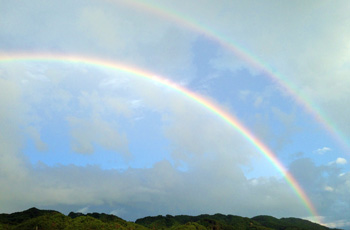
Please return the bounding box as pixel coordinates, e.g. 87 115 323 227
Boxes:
0 207 341 230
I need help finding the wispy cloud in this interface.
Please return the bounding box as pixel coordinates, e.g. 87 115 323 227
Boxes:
313 147 332 155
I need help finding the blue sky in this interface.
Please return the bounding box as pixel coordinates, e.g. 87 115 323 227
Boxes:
1 0 350 229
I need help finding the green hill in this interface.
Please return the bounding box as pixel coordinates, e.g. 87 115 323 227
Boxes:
0 208 342 230
251 215 333 230
135 213 271 230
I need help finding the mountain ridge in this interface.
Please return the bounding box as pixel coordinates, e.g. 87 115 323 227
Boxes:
0 208 341 230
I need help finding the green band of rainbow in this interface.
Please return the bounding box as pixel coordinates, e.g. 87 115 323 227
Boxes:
0 53 320 223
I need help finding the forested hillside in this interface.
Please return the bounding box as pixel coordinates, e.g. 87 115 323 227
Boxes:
0 208 341 230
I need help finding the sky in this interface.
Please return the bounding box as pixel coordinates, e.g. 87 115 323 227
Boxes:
1 0 350 229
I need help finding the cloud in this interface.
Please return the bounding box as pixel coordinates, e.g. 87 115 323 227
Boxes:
324 186 334 192
0 78 29 179
145 0 350 142
2 1 350 228
77 206 90 214
0 160 309 221
67 116 130 157
0 0 198 83
288 158 350 225
327 157 348 166
324 219 350 229
209 47 257 75
77 6 124 52
335 157 347 165
26 126 49 152
314 147 332 155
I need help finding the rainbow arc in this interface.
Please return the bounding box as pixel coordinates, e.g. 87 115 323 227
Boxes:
0 53 321 223
115 0 349 153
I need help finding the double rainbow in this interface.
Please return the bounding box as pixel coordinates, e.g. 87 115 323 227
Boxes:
0 53 320 223
115 0 349 152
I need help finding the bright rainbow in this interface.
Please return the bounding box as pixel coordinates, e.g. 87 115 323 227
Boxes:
0 53 320 223
116 0 350 154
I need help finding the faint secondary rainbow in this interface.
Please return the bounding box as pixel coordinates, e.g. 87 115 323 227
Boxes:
115 0 350 154
0 53 320 222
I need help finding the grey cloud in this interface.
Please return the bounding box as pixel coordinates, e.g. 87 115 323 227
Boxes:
145 0 350 141
0 0 197 82
0 78 28 179
125 77 260 166
67 116 130 157
288 157 350 227
26 126 49 152
0 159 307 221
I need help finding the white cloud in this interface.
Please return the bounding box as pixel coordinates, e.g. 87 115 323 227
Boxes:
77 206 90 214
335 157 347 165
327 157 348 166
314 147 332 155
110 208 127 217
324 186 334 192
324 219 350 229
